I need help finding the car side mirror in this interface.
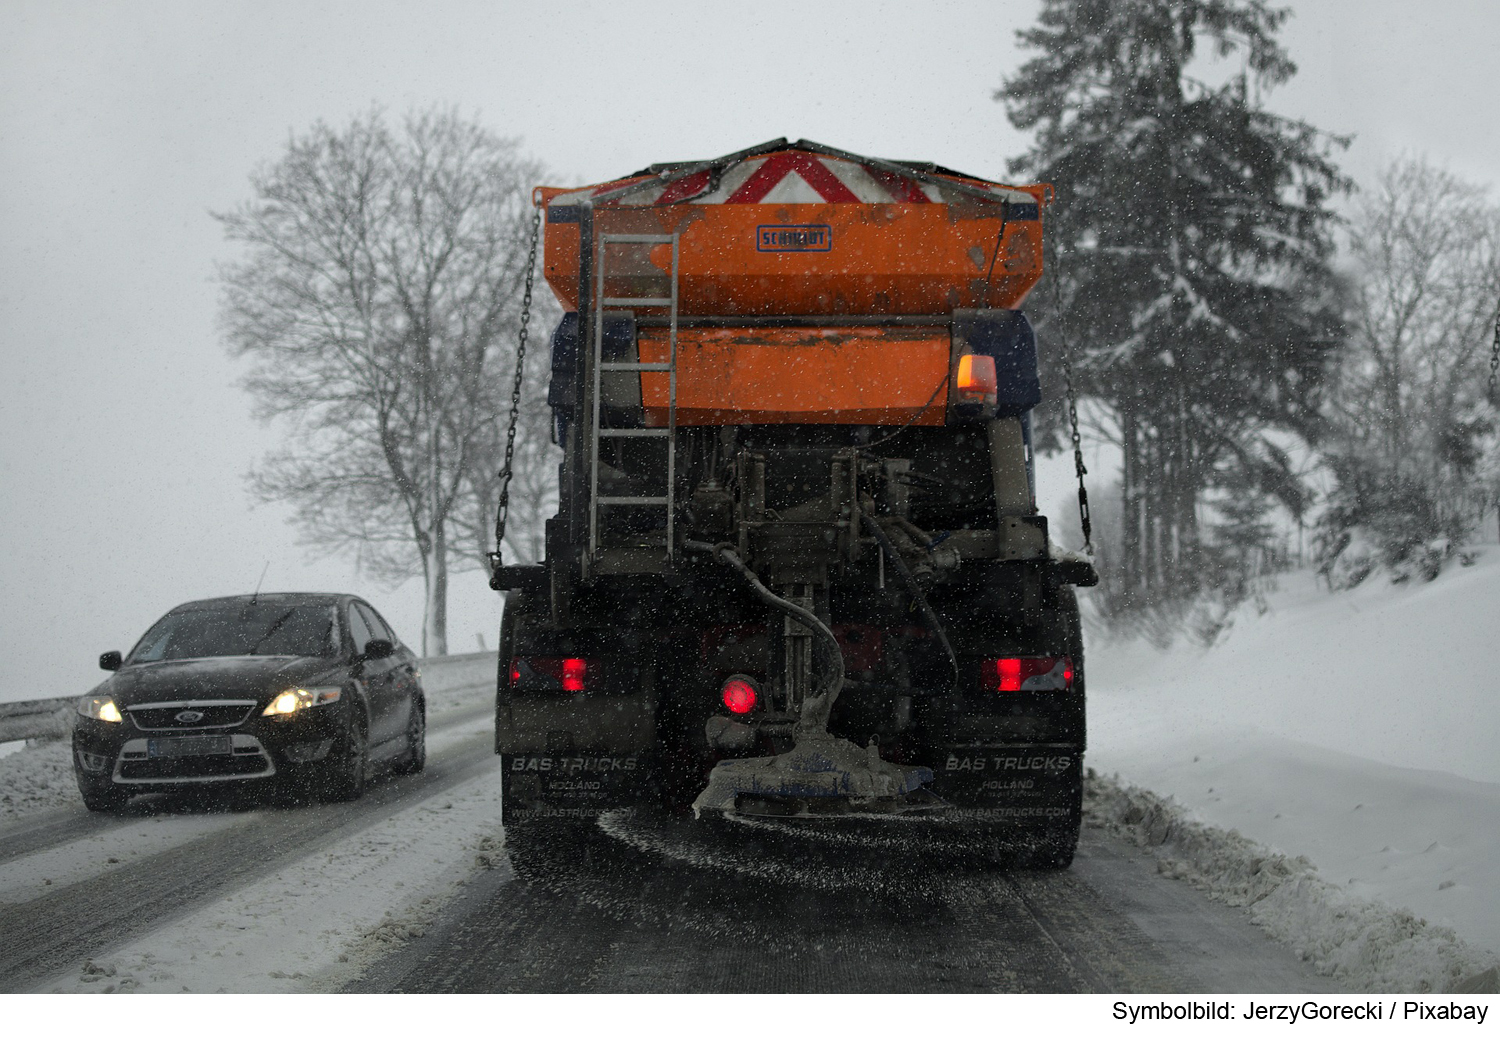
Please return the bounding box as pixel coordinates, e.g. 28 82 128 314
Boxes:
99 651 123 671
363 639 395 660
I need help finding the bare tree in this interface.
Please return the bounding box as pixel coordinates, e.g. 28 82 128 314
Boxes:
217 107 547 655
1325 157 1500 557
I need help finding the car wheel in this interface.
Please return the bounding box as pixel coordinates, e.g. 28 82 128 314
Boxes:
76 772 129 815
393 696 426 775
320 708 369 802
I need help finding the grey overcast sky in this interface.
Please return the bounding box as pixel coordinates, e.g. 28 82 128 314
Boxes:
2 0 1498 701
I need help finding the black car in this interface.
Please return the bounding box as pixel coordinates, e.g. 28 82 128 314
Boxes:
73 593 426 813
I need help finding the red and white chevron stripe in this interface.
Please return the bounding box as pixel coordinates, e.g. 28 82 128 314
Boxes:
548 147 1033 208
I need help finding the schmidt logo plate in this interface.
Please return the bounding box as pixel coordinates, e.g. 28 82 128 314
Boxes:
756 224 832 252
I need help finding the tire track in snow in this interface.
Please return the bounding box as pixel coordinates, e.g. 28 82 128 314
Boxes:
0 712 496 991
365 815 1189 993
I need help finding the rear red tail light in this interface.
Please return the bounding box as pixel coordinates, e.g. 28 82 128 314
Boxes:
721 676 759 715
509 656 591 692
981 656 1073 692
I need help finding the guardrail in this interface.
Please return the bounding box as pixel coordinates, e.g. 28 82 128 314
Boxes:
0 651 499 747
0 697 76 745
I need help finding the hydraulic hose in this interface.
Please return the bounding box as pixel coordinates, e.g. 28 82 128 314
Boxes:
858 511 961 697
683 540 845 733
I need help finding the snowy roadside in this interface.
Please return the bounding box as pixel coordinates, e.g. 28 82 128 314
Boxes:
1083 547 1500 992
0 709 491 901
1085 770 1499 993
34 759 507 993
0 739 82 825
413 652 499 714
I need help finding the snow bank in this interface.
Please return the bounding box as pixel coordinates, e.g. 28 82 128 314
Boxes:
414 652 498 713
0 740 79 824
1085 545 1500 990
1089 549 1500 783
1086 771 1499 993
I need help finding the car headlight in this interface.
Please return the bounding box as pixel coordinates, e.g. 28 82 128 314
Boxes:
262 686 343 717
77 695 123 723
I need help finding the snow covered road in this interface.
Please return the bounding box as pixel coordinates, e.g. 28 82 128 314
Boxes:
1 647 1338 994
0 655 508 992
5 608 1492 995
352 809 1338 993
2 712 497 990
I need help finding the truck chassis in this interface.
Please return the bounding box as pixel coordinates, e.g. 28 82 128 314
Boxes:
491 141 1093 867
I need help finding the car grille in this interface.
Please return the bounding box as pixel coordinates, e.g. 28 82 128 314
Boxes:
118 754 272 780
114 734 275 783
128 701 258 731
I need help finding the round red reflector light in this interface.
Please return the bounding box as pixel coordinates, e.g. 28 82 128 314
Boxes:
721 677 758 715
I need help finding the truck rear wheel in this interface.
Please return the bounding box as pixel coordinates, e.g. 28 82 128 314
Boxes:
1029 825 1079 868
504 820 628 885
1037 582 1084 869
502 822 565 883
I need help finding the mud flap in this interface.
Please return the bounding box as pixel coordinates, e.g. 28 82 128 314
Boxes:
929 746 1081 826
502 753 654 822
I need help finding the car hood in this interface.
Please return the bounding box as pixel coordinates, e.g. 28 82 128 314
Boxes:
105 655 345 707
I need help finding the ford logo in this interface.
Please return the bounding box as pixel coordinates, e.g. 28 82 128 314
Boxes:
175 710 205 724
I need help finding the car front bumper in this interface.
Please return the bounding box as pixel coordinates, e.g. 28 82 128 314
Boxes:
74 703 354 788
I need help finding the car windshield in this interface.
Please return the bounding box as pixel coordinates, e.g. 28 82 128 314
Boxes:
128 604 340 662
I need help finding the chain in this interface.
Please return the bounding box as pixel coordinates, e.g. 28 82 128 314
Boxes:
1489 295 1499 405
1048 257 1093 556
1060 341 1094 556
490 206 542 572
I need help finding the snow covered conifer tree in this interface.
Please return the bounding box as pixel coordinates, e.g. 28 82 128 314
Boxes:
1001 0 1349 615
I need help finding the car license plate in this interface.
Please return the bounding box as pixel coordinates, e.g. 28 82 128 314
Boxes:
148 736 232 758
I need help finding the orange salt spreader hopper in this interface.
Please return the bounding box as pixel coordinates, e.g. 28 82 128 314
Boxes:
535 138 1051 427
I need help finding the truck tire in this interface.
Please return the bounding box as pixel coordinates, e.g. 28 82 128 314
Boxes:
1029 583 1084 869
1029 826 1079 869
504 821 608 884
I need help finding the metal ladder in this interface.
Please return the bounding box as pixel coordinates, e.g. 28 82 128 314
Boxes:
587 231 679 566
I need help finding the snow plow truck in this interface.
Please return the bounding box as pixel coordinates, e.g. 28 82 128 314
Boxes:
490 138 1096 866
